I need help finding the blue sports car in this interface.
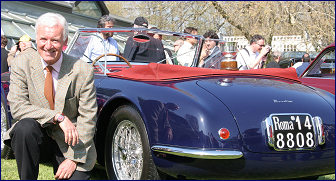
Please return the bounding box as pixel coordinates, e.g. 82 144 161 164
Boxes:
1 28 334 179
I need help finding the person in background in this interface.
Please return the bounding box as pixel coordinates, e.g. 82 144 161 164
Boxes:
83 15 119 62
171 39 184 65
4 12 97 180
1 35 9 73
292 53 311 76
149 27 175 64
266 50 281 68
177 27 198 67
123 17 165 63
173 39 184 53
148 26 162 40
236 34 270 70
199 30 222 69
7 35 35 67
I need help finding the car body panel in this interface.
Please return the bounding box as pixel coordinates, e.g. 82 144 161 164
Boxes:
197 77 335 153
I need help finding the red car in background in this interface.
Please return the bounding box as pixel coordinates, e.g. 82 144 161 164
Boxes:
299 43 335 94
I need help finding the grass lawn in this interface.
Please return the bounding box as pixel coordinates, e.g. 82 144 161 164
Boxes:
1 158 335 180
1 159 107 180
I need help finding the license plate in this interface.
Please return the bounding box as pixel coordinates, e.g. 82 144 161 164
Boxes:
266 114 316 151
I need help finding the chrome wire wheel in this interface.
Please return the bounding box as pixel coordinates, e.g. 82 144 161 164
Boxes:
112 120 143 180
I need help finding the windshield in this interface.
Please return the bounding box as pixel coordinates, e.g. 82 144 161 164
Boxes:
304 47 335 79
65 28 240 74
65 28 204 72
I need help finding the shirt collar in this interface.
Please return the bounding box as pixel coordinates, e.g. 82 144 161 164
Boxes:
41 53 63 73
97 33 110 42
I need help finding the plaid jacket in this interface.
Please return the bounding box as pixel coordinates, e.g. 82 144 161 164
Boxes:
5 50 98 172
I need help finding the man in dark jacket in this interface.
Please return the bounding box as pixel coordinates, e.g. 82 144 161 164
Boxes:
1 35 9 73
123 17 165 63
266 50 281 68
200 30 223 69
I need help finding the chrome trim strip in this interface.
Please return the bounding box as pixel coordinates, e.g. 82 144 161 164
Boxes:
151 145 243 159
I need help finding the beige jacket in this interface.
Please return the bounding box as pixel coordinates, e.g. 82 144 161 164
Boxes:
5 50 98 171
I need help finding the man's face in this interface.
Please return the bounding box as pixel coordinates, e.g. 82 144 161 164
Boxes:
36 24 66 65
205 38 216 50
153 34 162 41
189 30 198 45
102 21 114 38
252 39 265 53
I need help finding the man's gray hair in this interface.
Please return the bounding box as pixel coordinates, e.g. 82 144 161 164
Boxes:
35 12 69 41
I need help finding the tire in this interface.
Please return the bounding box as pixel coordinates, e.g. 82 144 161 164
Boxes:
104 105 160 180
1 94 14 159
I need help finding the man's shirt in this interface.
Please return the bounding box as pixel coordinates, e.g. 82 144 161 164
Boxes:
236 46 259 70
177 41 195 67
40 53 63 95
82 34 119 62
293 62 310 76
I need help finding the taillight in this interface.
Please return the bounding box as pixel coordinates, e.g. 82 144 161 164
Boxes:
218 128 230 140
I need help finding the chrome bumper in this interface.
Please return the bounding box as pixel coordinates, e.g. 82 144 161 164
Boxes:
151 145 243 159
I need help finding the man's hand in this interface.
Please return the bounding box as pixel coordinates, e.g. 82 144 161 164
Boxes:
260 46 270 56
57 115 79 146
54 159 77 180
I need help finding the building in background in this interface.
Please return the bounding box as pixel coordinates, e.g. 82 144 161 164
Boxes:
1 1 133 50
271 35 315 53
219 34 315 53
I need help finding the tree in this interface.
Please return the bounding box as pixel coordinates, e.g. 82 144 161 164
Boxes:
211 1 335 50
104 1 335 51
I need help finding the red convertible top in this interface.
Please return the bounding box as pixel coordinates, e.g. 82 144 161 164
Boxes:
108 63 300 82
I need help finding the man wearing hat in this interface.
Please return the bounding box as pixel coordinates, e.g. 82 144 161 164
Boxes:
7 34 36 68
133 16 148 28
123 17 165 63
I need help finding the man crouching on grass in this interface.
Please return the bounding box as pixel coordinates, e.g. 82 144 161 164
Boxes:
3 12 98 180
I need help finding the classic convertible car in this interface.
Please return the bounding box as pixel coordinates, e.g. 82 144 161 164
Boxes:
1 28 335 179
298 43 335 95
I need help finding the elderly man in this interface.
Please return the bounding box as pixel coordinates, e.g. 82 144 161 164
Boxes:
83 15 119 62
266 51 281 68
4 12 97 180
236 34 271 70
7 34 35 67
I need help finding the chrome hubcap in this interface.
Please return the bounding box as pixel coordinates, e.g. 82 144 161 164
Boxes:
112 120 143 180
